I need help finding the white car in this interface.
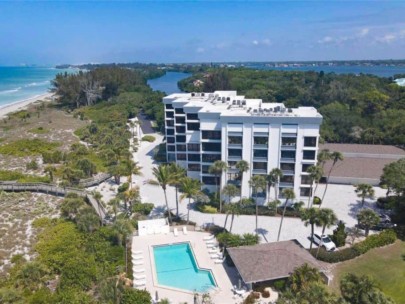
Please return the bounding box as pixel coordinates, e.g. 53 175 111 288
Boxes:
312 233 336 251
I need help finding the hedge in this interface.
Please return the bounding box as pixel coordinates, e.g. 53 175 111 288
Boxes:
141 135 155 142
311 229 397 263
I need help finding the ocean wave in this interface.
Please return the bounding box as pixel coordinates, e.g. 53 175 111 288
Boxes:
25 81 49 87
0 87 22 95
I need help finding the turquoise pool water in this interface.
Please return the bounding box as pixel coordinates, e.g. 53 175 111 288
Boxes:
153 243 217 292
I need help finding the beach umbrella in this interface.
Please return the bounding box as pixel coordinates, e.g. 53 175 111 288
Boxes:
238 278 242 290
155 291 159 302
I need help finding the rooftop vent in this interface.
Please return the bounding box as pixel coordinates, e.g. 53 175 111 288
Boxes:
274 106 280 112
288 108 293 113
242 100 246 106
232 100 236 105
201 93 205 97
226 97 231 101
191 92 195 97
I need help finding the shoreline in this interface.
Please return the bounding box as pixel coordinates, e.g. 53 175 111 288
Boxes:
0 92 55 118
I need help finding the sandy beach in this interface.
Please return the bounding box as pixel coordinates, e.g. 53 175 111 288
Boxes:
0 92 55 118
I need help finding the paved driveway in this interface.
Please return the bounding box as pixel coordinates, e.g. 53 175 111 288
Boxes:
132 133 386 249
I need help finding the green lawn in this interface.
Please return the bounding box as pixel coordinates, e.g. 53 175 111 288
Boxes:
331 240 405 303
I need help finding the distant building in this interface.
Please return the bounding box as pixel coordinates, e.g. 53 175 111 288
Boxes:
319 143 405 186
193 79 204 87
163 91 322 202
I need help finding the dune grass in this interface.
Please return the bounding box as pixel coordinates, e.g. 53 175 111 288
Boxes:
331 240 405 303
0 139 60 157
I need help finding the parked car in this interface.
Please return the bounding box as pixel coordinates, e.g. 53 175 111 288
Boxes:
357 213 397 231
312 233 336 251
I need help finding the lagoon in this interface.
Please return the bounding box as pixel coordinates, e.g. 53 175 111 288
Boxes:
147 71 190 94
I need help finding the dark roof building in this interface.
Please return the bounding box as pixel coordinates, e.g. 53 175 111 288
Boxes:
319 143 405 185
227 240 326 284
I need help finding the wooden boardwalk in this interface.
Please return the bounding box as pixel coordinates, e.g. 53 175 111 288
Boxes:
0 182 107 219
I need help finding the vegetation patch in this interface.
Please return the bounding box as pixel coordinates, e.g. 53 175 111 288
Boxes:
0 139 60 157
0 170 50 183
141 135 156 142
28 126 49 134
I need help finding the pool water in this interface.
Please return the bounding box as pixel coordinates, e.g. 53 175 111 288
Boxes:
153 243 217 292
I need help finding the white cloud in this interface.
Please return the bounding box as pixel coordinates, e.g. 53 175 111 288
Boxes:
196 47 205 53
262 38 271 46
252 40 259 45
358 28 369 37
317 36 333 44
375 34 396 43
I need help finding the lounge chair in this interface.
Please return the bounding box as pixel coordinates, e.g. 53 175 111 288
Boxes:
134 274 146 280
134 280 146 287
206 239 215 244
214 257 226 264
208 248 220 254
133 268 145 273
203 234 214 241
133 250 143 255
132 255 143 260
182 226 188 235
173 228 179 237
133 260 144 266
210 253 222 259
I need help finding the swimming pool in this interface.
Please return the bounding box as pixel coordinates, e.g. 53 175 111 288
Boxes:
153 243 217 292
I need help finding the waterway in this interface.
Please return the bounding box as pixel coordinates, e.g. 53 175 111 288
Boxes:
147 71 190 94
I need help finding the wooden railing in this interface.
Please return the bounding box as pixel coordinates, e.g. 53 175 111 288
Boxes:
0 182 106 220
79 173 112 188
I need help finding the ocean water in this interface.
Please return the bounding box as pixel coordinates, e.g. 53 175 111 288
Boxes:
147 71 191 94
0 66 75 107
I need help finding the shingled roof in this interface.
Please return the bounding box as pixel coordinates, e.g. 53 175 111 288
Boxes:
227 240 325 284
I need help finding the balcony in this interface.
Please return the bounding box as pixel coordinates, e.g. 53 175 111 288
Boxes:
228 143 243 149
279 182 294 188
253 144 268 149
282 170 295 175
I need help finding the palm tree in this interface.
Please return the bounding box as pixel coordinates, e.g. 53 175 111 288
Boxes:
179 177 201 224
277 188 296 241
152 164 173 224
229 202 242 233
266 168 283 202
127 161 142 189
316 208 338 258
208 160 228 212
355 184 375 207
249 175 267 235
289 263 322 293
168 163 186 219
76 208 101 233
317 149 331 171
357 208 380 236
306 165 323 208
108 198 120 221
300 208 321 251
320 151 344 206
222 184 239 229
113 218 134 247
235 160 249 197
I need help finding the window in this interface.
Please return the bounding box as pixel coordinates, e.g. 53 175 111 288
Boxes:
202 165 210 173
202 142 221 152
187 113 199 120
253 162 267 171
166 120 174 127
165 104 173 110
187 143 200 152
300 187 311 197
167 145 175 152
227 173 241 186
228 136 242 145
188 164 200 171
202 176 218 185
177 144 186 152
188 153 200 162
281 137 296 147
303 150 316 160
304 136 317 147
281 163 295 172
175 117 185 124
202 154 221 163
281 150 296 159
176 135 186 143
166 129 174 135
175 108 184 114
167 153 175 162
187 122 200 131
202 130 221 140
301 175 312 185
254 136 268 145
228 149 242 158
302 164 313 172
166 111 174 118
281 175 294 183
176 126 185 133
177 153 186 161
228 161 237 169
253 149 268 158
167 136 175 144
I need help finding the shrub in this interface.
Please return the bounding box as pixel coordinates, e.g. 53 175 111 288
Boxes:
261 290 270 298
243 293 256 304
42 150 63 164
0 170 50 183
26 160 39 170
132 203 154 216
0 139 60 157
273 279 286 291
29 127 48 134
312 229 397 263
196 204 217 214
331 221 347 247
141 135 155 142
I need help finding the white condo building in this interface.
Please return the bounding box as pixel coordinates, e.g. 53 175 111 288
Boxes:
163 91 322 203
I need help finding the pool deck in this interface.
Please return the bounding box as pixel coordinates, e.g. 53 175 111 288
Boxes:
132 230 239 303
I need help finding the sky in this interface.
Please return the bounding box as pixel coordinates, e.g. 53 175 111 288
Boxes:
0 1 404 65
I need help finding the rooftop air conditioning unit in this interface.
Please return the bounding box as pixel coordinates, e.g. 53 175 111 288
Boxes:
226 97 231 101
201 93 205 97
191 92 195 97
288 108 293 113
242 100 246 105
